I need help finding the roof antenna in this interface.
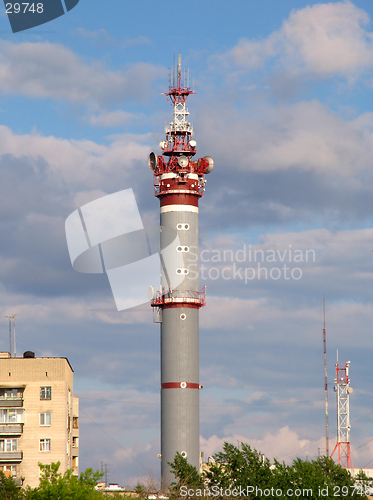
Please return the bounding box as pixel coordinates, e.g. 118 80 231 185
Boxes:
5 314 18 357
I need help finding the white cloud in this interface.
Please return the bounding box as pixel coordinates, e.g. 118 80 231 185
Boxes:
228 1 373 78
73 189 108 208
200 426 317 463
76 389 160 487
1 292 153 327
75 27 115 45
198 100 373 175
0 41 162 106
0 125 151 187
199 226 373 346
88 110 134 128
76 28 151 50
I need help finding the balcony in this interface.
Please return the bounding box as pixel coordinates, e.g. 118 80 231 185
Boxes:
72 441 79 453
0 398 23 408
0 424 23 435
0 451 23 462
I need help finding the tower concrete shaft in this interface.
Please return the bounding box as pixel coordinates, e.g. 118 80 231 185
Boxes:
331 361 353 468
149 56 213 487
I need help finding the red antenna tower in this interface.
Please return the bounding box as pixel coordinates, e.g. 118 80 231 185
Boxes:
331 358 353 468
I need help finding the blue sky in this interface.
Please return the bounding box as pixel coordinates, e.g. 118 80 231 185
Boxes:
1 0 373 487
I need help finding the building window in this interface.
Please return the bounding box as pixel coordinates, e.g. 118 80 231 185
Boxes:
73 416 78 429
0 409 24 423
40 387 51 400
72 436 78 448
0 439 17 452
0 465 17 477
40 412 51 426
0 388 19 399
39 439 51 452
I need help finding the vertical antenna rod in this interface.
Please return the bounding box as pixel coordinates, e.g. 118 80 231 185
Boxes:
5 314 17 357
7 316 11 356
13 316 17 358
323 295 329 458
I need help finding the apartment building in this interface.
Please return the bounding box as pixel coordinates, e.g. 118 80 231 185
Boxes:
0 351 79 487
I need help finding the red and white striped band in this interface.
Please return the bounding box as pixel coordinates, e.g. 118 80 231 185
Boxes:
160 194 199 206
160 193 199 213
162 382 200 389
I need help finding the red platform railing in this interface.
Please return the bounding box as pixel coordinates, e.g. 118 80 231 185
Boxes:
151 285 206 308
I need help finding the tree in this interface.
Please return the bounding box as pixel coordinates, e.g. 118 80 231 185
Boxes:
0 471 23 500
204 444 370 499
204 442 273 493
168 452 204 497
24 462 104 500
170 443 371 500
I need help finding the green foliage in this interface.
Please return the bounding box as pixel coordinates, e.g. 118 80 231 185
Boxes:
204 442 273 492
0 471 23 500
168 452 204 497
171 443 372 499
287 456 363 500
134 482 147 500
24 461 104 500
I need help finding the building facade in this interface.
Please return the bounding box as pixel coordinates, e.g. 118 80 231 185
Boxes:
0 351 79 487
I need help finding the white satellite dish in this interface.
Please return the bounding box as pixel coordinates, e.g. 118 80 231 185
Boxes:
203 156 214 174
178 156 188 168
148 285 157 300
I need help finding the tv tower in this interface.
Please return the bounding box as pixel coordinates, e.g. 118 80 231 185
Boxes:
148 55 214 486
331 359 353 468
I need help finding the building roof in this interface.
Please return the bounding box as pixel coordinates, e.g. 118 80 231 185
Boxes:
0 352 74 372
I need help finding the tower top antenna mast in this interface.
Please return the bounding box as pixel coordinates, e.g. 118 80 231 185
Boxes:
160 54 197 157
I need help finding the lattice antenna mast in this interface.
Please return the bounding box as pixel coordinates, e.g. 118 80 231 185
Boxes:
162 54 196 157
331 359 353 468
323 295 329 457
